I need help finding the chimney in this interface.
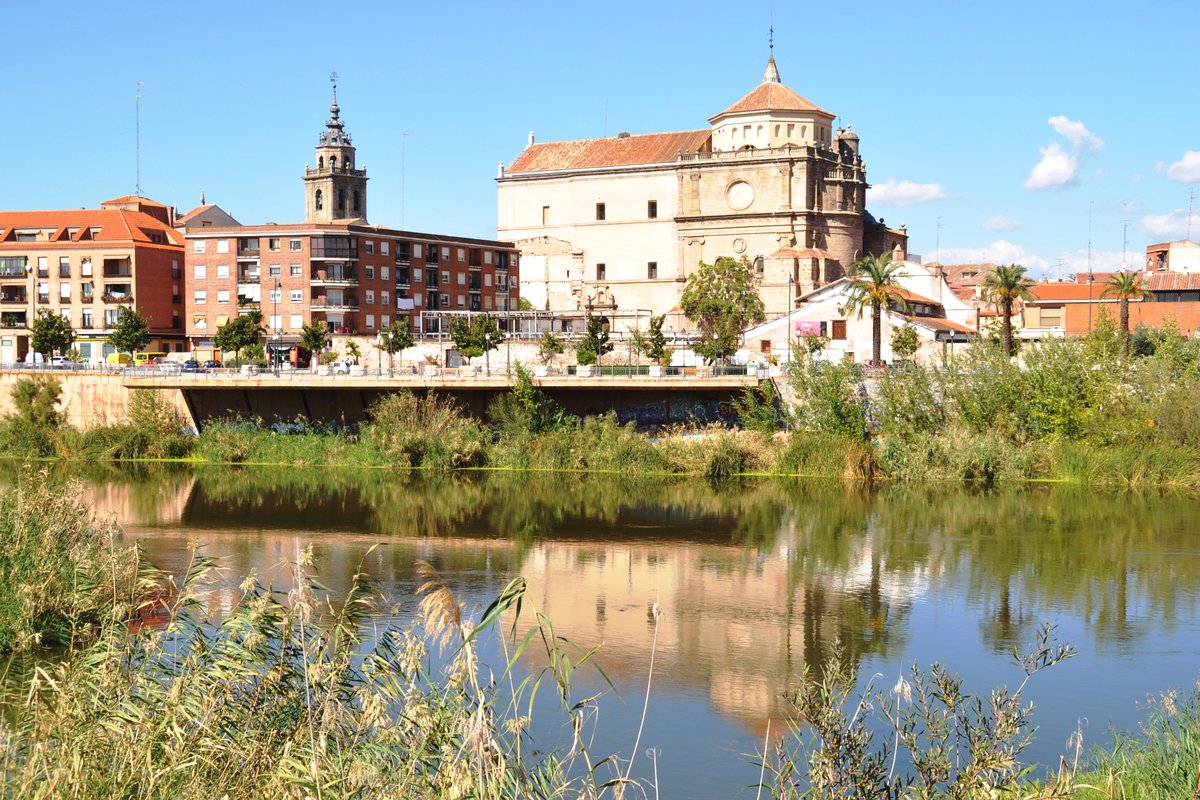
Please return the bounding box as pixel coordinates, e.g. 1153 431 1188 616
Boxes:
528 131 535 147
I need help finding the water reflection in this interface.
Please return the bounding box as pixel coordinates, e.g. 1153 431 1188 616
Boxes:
10 462 1199 797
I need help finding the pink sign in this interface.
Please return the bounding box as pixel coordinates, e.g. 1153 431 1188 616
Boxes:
794 320 822 337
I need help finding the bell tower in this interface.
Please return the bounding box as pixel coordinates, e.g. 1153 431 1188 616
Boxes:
304 72 368 223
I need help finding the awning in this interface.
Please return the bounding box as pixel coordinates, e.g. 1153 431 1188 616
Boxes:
215 314 229 325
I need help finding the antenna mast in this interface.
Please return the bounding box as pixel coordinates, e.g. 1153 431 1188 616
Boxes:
134 80 143 196
1087 200 1094 332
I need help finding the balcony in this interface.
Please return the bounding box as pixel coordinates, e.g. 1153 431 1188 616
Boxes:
311 237 358 259
0 292 29 304
238 297 260 308
1 311 27 327
310 298 360 312
238 272 261 283
237 242 261 259
102 258 132 278
101 293 133 304
310 268 359 287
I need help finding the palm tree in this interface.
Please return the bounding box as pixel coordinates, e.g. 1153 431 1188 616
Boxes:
1101 271 1153 356
843 254 910 366
982 264 1035 358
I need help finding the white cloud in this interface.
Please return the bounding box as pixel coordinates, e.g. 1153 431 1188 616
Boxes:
867 178 949 206
982 214 1022 231
1048 115 1104 153
1025 116 1104 191
935 240 1050 273
1024 141 1080 190
1055 249 1141 275
1140 208 1200 239
1167 150 1200 183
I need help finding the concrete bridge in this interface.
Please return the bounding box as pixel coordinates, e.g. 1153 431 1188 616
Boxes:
123 369 768 430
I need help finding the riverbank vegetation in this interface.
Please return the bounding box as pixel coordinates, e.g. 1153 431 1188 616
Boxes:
6 319 1200 487
1 468 1198 797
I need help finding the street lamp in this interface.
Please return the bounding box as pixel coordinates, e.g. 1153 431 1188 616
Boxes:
272 278 281 376
787 273 794 366
375 331 383 376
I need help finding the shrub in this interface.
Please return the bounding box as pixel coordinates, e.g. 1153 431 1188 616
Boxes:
874 363 943 437
366 391 485 469
788 359 869 440
735 380 786 434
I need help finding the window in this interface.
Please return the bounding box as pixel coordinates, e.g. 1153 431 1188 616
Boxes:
194 291 207 304
289 239 302 252
595 203 606 221
193 265 207 279
414 293 423 307
217 290 230 304
440 293 450 307
315 189 324 210
268 264 280 277
290 314 303 329
484 296 493 310
193 315 207 330
365 241 374 255
105 309 122 326
268 314 282 330
457 248 465 261
442 247 451 260
484 250 493 265
193 240 206 253
82 309 93 328
381 315 390 327
290 289 302 303
290 264 302 277
413 269 422 282
381 266 390 281
81 258 92 277
216 264 229 279
365 265 375 280
381 290 390 306
648 200 657 219
831 319 847 340
268 288 281 303
647 262 657 279
59 257 70 277
596 263 606 280
484 274 492 287
59 283 71 300
456 296 465 308
365 290 375 304
761 339 772 353
442 270 450 285
381 241 389 256
413 243 423 259
216 239 229 254
365 314 375 329
269 238 281 252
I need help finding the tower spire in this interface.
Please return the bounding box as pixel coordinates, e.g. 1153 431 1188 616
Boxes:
763 26 781 83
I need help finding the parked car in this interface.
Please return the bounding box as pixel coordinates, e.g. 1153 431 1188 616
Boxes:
331 360 352 375
203 359 223 370
181 359 202 373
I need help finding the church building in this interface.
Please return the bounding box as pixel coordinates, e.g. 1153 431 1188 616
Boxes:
497 51 907 327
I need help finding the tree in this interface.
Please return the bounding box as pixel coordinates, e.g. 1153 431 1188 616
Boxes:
1101 271 1154 357
214 310 264 367
299 321 329 372
575 314 613 367
107 306 152 356
644 314 668 365
843 254 910 367
537 330 564 364
891 323 920 361
344 340 362 364
518 296 535 311
30 310 74 357
680 256 766 364
376 320 414 376
981 263 1034 359
450 315 502 373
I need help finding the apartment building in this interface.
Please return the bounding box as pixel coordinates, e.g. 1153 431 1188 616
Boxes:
0 196 186 364
182 82 519 354
183 225 519 346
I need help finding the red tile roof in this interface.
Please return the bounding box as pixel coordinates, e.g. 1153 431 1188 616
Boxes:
176 204 216 225
0 209 183 247
102 195 169 208
898 314 976 334
506 130 711 174
892 287 940 306
939 263 997 287
712 82 832 119
1146 272 1200 290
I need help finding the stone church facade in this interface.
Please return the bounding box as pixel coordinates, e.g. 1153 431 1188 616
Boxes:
496 54 907 327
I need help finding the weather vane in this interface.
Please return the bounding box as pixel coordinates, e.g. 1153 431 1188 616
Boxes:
330 71 338 103
769 23 774 54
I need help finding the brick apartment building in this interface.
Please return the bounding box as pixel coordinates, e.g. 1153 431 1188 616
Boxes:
182 83 518 358
0 196 186 364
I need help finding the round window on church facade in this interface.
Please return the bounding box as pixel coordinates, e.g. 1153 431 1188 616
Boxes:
726 180 754 211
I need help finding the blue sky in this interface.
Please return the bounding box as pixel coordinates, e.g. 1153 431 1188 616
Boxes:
5 0 1198 277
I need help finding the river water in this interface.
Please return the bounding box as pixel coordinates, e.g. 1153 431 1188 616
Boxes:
59 465 1200 797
